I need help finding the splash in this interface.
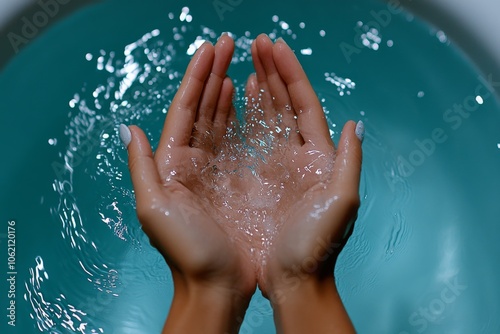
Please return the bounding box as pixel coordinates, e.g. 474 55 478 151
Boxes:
54 13 346 274
182 84 337 276
38 10 363 326
24 256 108 333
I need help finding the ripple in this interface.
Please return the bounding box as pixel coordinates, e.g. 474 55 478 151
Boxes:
385 211 411 259
24 256 106 333
362 123 413 262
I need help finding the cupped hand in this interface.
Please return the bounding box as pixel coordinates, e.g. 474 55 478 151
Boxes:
123 35 256 308
245 35 363 302
122 32 362 333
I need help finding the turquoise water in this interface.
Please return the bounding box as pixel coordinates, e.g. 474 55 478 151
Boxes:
1 0 500 333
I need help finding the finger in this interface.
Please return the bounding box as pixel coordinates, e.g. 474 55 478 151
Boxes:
245 73 259 110
226 77 240 133
256 34 302 145
243 73 272 150
273 38 331 145
244 73 260 129
226 102 238 132
122 125 163 204
213 76 234 146
329 121 363 203
194 34 235 142
251 36 274 123
158 42 214 151
256 35 291 112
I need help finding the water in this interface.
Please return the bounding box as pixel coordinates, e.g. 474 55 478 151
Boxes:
1 0 500 333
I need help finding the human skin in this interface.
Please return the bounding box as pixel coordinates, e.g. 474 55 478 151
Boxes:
122 33 362 333
249 34 361 334
124 35 256 334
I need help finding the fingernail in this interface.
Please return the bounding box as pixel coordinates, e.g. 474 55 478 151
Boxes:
119 124 131 148
201 40 212 48
218 32 229 41
355 120 365 143
276 37 288 45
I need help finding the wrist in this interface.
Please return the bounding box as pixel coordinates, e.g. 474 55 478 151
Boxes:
268 277 355 334
163 277 252 334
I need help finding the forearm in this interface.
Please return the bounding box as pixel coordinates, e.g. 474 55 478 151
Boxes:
270 277 355 334
162 280 250 334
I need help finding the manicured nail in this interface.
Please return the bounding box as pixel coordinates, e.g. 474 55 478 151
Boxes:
276 37 287 45
355 120 365 143
218 32 229 41
119 124 131 148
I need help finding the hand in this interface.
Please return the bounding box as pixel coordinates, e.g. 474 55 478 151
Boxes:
123 35 256 334
246 34 363 333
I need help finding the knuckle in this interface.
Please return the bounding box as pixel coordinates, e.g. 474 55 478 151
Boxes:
128 155 142 175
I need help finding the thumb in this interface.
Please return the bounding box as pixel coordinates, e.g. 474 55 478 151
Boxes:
120 124 162 203
330 120 363 203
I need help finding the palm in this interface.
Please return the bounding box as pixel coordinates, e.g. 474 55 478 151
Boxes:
240 35 362 296
126 34 361 302
156 145 210 195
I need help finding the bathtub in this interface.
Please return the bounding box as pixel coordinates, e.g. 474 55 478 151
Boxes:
1 0 499 333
